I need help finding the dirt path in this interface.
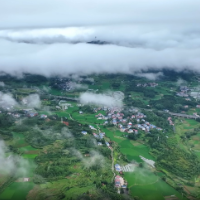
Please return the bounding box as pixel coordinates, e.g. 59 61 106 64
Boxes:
111 148 115 181
96 124 101 133
97 124 115 181
68 114 74 121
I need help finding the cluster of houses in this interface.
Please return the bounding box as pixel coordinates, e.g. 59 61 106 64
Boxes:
53 78 72 91
93 132 105 140
94 109 124 126
23 109 38 117
23 109 48 119
2 108 48 122
119 113 163 133
95 110 163 133
136 82 158 87
95 113 109 120
176 86 190 97
93 106 122 114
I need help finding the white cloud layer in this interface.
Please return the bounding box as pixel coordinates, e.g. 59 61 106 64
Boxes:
0 0 199 77
72 149 105 169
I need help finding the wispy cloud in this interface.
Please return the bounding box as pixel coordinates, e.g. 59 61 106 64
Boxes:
79 92 123 108
0 92 18 109
0 82 5 87
0 140 32 176
71 148 105 169
135 72 163 80
22 94 41 108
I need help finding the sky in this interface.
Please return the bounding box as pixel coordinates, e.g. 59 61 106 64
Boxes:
0 0 200 77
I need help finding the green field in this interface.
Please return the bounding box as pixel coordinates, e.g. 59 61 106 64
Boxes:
97 125 188 199
123 166 187 200
2 74 200 200
126 176 187 200
0 131 38 200
0 182 35 200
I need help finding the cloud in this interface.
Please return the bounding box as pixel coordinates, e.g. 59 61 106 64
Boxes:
41 106 53 116
135 72 163 80
0 92 18 110
22 94 41 108
79 92 123 108
0 0 199 28
0 82 5 87
32 126 74 141
0 92 42 110
71 149 105 169
71 75 94 83
71 82 88 90
0 40 200 77
61 127 74 139
0 0 199 77
41 86 50 93
176 78 187 86
0 140 31 176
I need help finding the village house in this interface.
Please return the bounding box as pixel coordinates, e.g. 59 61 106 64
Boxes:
115 175 125 188
99 132 105 139
128 129 133 133
93 133 99 139
26 111 38 117
81 131 87 135
89 125 96 130
105 142 110 147
112 119 117 125
127 124 132 129
23 178 30 182
40 114 47 119
115 164 121 171
120 127 126 132
12 113 20 118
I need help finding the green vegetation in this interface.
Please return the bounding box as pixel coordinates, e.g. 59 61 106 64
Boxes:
1 72 200 199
